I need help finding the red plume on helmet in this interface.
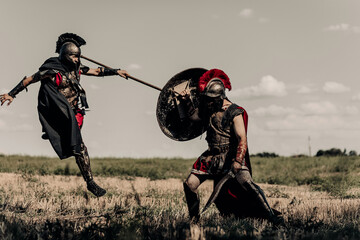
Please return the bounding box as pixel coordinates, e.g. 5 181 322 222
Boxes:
198 69 231 93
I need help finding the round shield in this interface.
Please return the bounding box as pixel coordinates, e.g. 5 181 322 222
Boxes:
156 68 208 141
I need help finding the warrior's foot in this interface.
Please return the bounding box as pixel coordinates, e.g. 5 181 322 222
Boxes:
269 215 285 226
87 180 106 197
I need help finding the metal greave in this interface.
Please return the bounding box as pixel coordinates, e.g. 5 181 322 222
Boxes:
236 170 274 218
183 182 200 222
75 143 93 183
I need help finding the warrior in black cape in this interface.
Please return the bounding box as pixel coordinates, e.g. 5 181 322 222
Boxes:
179 69 281 223
0 33 129 197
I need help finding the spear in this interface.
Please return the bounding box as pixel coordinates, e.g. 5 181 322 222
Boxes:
80 55 162 91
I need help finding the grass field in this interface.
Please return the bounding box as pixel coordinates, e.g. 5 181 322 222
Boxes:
0 155 359 239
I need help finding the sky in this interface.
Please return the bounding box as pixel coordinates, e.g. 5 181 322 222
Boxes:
0 0 360 158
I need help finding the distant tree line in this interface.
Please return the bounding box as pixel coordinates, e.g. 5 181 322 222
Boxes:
315 148 358 157
251 148 359 158
250 152 279 158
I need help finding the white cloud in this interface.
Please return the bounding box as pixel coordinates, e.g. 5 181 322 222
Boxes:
248 121 278 138
239 8 253 18
266 115 345 131
251 101 358 133
352 93 360 101
324 23 360 33
228 75 287 99
252 100 348 118
323 82 350 93
250 105 298 117
301 101 337 115
126 64 142 70
345 106 359 115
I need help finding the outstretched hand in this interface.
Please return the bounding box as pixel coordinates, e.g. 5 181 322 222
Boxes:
0 93 13 106
117 69 129 79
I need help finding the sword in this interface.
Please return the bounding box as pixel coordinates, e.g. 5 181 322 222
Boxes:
201 169 236 214
253 183 274 216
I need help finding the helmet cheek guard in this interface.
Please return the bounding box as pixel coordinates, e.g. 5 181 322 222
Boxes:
59 42 81 67
199 79 226 115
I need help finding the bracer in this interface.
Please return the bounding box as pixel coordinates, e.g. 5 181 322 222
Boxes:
235 141 247 166
98 67 120 76
8 76 27 98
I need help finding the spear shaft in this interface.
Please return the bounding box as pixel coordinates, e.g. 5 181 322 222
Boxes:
80 55 162 91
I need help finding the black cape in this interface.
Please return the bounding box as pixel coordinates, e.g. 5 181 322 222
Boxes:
37 57 82 159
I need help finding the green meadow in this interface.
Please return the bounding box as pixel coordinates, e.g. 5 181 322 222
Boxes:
1 154 359 197
0 155 359 239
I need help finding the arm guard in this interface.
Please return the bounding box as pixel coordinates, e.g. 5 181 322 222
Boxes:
8 76 27 98
235 141 247 167
98 67 120 76
177 94 196 119
80 65 90 74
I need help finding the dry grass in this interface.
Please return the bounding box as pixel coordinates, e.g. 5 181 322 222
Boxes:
0 173 359 239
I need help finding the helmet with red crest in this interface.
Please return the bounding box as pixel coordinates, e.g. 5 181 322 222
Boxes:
198 69 231 99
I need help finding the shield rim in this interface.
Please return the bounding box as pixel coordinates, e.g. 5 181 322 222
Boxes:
156 68 208 141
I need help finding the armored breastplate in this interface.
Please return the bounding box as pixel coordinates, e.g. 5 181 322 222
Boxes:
206 109 231 148
57 71 79 109
206 104 243 151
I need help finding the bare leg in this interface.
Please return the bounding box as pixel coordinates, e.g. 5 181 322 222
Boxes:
184 174 208 222
185 174 204 193
75 143 106 197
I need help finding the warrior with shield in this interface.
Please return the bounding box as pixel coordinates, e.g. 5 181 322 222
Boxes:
0 33 129 197
157 68 281 223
